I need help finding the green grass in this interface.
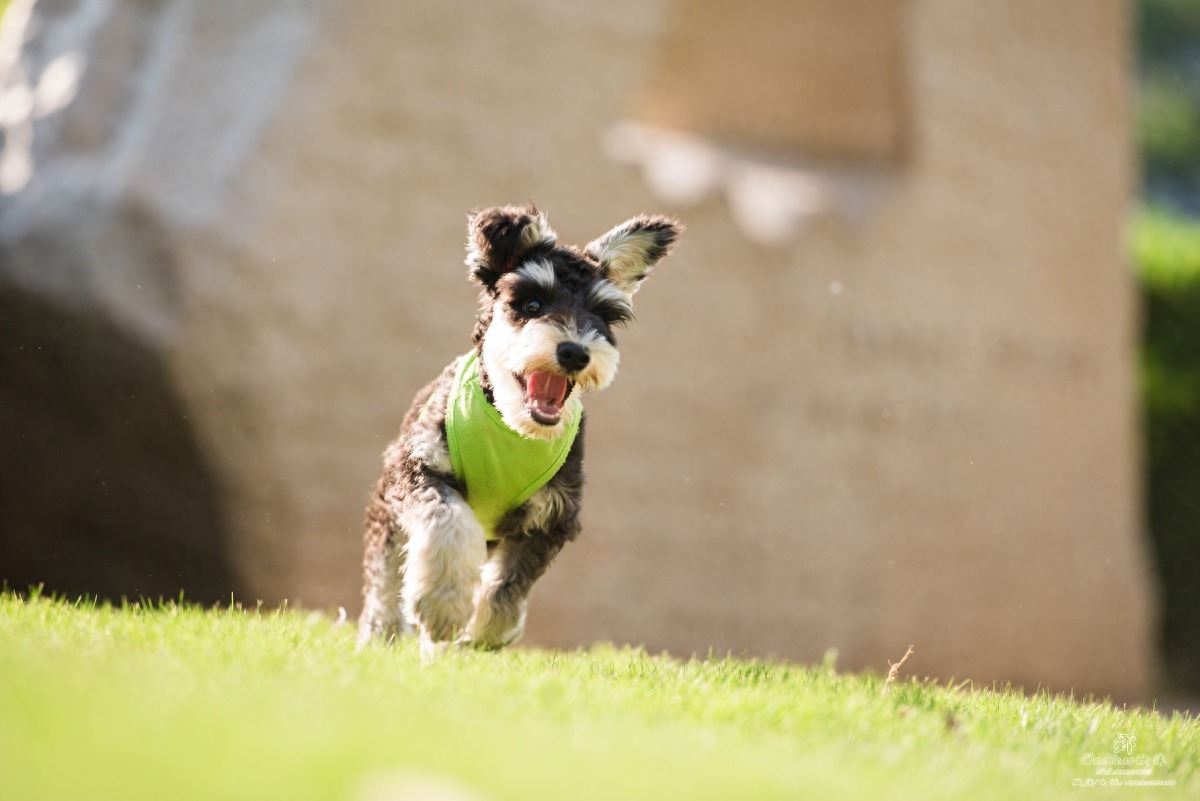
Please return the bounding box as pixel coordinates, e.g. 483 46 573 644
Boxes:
1 594 1196 800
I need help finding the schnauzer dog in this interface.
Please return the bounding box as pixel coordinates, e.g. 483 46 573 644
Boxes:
358 205 682 657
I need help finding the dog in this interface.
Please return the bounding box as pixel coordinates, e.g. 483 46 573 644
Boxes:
357 205 682 657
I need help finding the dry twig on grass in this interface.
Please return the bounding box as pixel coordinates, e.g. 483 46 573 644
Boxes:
881 644 915 696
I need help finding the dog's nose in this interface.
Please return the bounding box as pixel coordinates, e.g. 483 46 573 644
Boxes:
556 342 590 373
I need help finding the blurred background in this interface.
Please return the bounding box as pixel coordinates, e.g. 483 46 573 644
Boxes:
0 0 1195 701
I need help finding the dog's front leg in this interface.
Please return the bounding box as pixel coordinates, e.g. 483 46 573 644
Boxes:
401 478 487 660
462 515 579 650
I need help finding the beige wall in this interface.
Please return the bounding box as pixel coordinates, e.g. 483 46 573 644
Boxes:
637 0 908 162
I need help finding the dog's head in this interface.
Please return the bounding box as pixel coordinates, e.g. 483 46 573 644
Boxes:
465 205 682 440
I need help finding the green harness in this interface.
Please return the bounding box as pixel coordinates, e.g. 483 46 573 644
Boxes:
444 351 581 540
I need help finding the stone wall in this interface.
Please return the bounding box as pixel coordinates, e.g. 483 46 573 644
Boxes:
0 0 1153 698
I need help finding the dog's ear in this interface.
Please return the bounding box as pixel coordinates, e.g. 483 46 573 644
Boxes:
465 205 557 290
585 215 683 295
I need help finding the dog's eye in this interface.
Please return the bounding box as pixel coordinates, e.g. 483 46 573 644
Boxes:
521 299 544 317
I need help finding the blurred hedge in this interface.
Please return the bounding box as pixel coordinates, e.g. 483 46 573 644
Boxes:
1139 0 1200 71
1133 209 1200 689
1138 0 1200 210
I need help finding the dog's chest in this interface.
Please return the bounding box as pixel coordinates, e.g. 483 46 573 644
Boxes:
443 352 580 538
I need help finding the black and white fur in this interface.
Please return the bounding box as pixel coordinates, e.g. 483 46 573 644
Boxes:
358 205 682 658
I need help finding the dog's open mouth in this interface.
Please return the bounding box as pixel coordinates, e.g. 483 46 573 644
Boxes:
517 371 573 425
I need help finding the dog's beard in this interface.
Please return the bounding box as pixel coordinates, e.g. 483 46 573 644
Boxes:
480 310 620 441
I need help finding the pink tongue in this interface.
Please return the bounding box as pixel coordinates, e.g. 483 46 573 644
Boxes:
527 371 568 413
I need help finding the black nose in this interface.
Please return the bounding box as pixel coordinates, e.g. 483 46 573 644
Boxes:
556 342 590 373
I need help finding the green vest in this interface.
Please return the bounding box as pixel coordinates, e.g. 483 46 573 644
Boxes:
444 351 581 540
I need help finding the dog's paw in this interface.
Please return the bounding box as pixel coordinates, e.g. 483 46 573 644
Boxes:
461 598 526 651
419 633 452 663
454 634 503 652
356 617 408 650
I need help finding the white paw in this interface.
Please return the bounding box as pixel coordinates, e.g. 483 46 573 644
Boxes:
419 633 451 664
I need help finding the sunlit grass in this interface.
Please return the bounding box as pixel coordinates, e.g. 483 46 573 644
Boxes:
0 593 1196 800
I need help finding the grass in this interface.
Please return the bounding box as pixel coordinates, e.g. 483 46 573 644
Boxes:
1 594 1196 800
